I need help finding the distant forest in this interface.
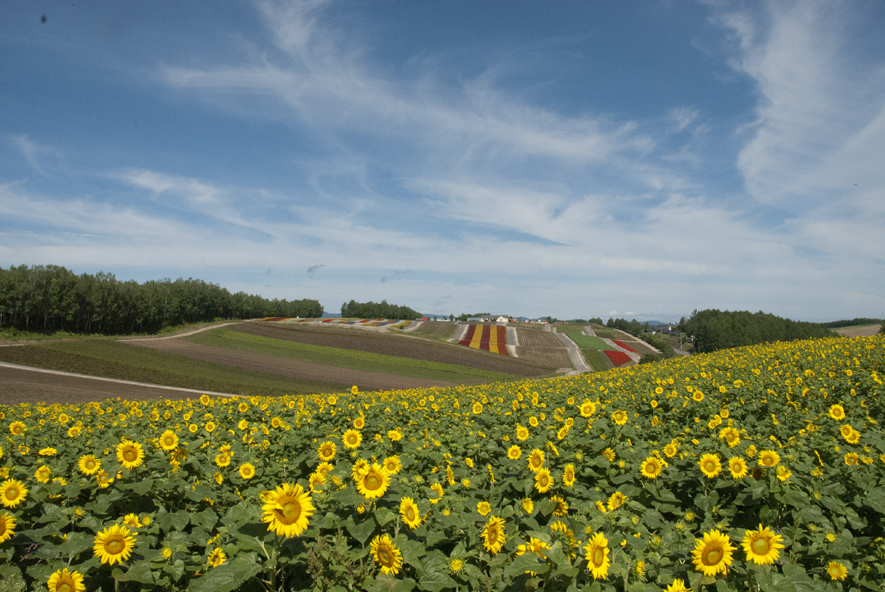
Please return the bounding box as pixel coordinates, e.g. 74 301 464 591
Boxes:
340 299 421 320
679 309 834 354
0 264 323 335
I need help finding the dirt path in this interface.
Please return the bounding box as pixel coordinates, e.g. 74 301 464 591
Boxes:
0 362 237 406
552 331 591 374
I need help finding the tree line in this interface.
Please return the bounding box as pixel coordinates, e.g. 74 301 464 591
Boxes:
339 299 421 320
678 309 833 354
0 264 323 335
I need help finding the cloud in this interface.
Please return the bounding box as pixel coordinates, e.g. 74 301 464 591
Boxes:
10 135 63 175
306 264 325 275
380 269 409 283
716 1 885 214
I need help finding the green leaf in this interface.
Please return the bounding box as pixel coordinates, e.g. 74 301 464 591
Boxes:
376 507 396 526
347 517 377 545
56 531 93 556
187 555 262 592
504 553 549 578
112 560 158 585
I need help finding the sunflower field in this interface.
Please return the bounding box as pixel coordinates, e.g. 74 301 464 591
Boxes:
1 335 884 592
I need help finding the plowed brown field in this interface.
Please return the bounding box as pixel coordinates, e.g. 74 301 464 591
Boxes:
130 339 465 391
228 322 553 376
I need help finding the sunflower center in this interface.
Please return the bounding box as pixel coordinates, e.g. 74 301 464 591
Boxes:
704 546 722 565
57 579 74 592
751 537 771 555
106 538 124 554
704 461 715 472
5 487 17 500
281 499 301 521
365 474 382 490
593 548 605 566
406 507 415 520
378 546 393 565
86 460 96 469
124 449 137 462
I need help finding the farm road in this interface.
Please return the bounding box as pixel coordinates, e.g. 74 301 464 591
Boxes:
553 331 591 374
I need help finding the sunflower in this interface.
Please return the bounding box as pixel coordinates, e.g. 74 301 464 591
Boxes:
550 495 569 516
699 453 722 478
757 450 780 468
585 532 610 579
607 491 627 512
116 441 144 470
845 428 860 444
0 479 28 508
534 468 554 493
34 465 51 484
728 457 748 479
665 579 690 592
215 453 231 468
693 391 704 402
429 483 444 503
563 463 576 487
370 534 403 575
482 516 506 555
472 402 483 414
522 498 534 513
9 422 25 436
516 425 530 441
239 463 256 480
828 404 846 421
524 450 544 474
0 511 16 543
208 548 227 567
476 501 491 516
261 483 315 538
76 454 101 476
400 497 422 529
96 471 113 488
47 568 85 592
719 427 740 448
356 463 391 499
602 448 616 462
507 445 522 460
342 429 362 450
159 430 178 452
579 399 596 417
839 424 854 438
383 455 402 474
93 524 136 565
640 456 663 479
691 529 734 576
611 410 628 426
742 524 784 565
353 416 365 430
204 421 216 433
776 465 791 481
122 513 142 529
845 454 861 468
317 441 336 461
827 561 848 580
38 447 57 456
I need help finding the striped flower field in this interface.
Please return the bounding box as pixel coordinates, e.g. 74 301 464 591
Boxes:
459 324 508 355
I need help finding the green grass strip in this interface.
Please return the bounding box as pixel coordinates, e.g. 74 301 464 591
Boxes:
185 329 518 382
0 340 344 397
557 328 610 350
581 348 609 372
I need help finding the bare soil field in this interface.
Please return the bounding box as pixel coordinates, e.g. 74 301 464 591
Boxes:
407 321 458 340
513 328 573 368
0 365 210 406
614 338 659 355
516 328 562 347
514 346 572 369
229 322 554 377
130 339 466 391
835 324 881 338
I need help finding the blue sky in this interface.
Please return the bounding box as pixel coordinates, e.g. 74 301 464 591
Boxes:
2 1 884 322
